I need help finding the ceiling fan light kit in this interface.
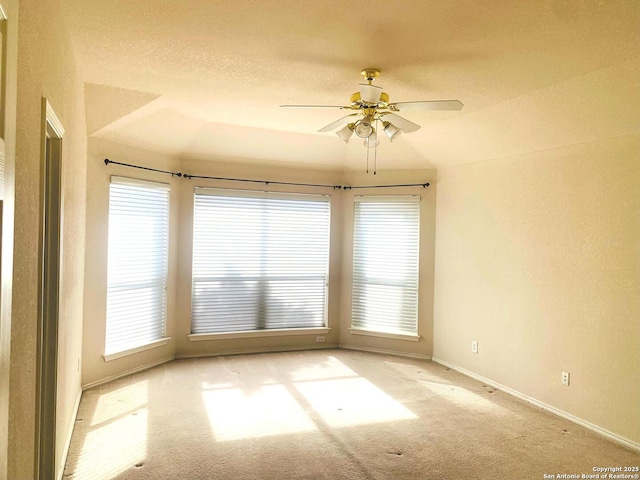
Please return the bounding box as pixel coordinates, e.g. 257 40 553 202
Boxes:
383 121 401 142
354 116 375 138
364 130 379 148
336 123 355 143
281 68 463 172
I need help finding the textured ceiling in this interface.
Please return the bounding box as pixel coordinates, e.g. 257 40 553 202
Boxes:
62 0 640 171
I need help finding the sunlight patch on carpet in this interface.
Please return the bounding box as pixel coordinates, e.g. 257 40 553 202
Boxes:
295 377 417 427
418 381 511 415
72 407 148 479
288 355 359 382
91 380 149 426
202 383 317 441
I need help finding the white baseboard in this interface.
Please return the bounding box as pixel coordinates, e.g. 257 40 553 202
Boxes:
82 355 175 391
175 344 338 360
57 388 82 480
340 343 432 361
432 357 640 453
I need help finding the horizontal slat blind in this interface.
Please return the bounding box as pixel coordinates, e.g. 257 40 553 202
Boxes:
351 196 420 334
105 178 169 355
192 190 330 333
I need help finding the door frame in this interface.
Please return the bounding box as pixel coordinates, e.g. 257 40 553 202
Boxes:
35 98 64 479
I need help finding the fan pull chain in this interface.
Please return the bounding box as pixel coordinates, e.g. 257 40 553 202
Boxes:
374 143 377 175
373 119 378 175
366 144 370 174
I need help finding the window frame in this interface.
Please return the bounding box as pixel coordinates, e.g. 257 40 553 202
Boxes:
349 195 421 341
103 176 171 360
189 187 332 339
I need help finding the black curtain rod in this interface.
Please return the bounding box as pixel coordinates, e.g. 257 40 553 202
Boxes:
183 173 343 190
104 158 183 177
344 183 430 190
104 158 430 190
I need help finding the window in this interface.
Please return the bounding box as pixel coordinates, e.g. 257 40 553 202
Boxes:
351 196 420 336
105 177 169 356
191 189 330 334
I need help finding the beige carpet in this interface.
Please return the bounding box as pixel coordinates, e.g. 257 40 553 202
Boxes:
63 349 639 479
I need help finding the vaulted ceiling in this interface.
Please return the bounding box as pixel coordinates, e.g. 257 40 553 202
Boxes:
62 0 640 171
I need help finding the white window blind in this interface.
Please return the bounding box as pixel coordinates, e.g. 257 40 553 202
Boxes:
191 189 330 334
351 196 420 335
105 177 169 355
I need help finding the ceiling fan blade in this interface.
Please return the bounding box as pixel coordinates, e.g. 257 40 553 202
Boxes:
280 104 349 109
318 114 359 132
390 100 464 111
381 113 421 133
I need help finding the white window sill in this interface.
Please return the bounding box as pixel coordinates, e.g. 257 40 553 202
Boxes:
188 327 331 342
348 328 420 342
103 337 171 362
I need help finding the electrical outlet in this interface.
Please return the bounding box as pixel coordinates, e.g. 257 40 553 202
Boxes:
471 340 478 354
316 336 325 343
561 371 570 386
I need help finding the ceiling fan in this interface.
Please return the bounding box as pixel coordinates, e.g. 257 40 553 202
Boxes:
281 68 463 148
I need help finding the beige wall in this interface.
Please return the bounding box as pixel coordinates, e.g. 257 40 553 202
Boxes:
433 133 640 445
7 0 88 478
